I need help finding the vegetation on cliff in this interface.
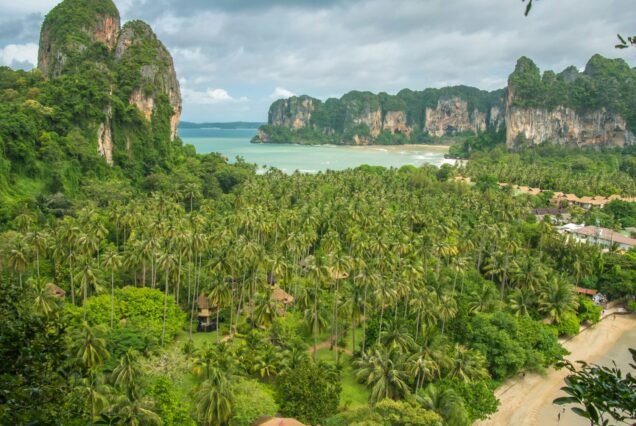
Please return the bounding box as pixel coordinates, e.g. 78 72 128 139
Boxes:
508 55 636 128
256 86 504 145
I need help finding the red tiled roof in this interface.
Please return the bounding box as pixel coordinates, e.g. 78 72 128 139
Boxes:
576 286 598 296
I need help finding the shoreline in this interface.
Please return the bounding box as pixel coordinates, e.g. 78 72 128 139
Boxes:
250 141 450 150
476 313 636 426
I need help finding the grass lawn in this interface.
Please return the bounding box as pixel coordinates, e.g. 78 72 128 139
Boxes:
315 348 370 409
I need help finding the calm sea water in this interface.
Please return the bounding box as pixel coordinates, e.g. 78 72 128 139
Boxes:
180 128 452 174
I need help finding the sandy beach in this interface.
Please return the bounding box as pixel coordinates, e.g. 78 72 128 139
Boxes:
476 314 636 426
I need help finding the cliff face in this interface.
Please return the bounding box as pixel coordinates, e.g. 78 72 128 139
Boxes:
259 55 634 148
506 88 634 149
37 0 120 78
36 0 182 164
269 96 315 129
505 56 635 149
424 97 503 137
114 21 182 141
257 88 503 145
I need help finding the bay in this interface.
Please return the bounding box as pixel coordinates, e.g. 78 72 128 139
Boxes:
180 128 452 174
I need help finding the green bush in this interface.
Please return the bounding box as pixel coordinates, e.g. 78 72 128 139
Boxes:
556 312 581 337
230 379 279 426
577 297 602 324
65 287 185 347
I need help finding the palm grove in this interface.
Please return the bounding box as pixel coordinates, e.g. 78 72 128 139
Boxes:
9 151 636 424
2 1 636 425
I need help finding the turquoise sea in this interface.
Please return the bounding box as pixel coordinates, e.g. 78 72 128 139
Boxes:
180 128 452 174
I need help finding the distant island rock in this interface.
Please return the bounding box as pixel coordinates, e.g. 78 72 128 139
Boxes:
255 55 635 150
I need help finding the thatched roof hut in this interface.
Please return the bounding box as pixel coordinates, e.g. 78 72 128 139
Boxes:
254 417 306 426
197 294 209 310
327 267 349 280
46 283 66 299
271 286 294 305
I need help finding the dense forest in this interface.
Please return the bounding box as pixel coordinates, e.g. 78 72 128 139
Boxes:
1 1 635 425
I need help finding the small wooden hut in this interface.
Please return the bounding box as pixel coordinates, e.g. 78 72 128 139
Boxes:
196 294 217 332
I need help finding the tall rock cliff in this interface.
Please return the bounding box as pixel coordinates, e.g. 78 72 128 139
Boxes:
37 0 120 78
256 87 504 145
258 55 633 148
36 0 182 166
114 21 182 141
506 56 635 149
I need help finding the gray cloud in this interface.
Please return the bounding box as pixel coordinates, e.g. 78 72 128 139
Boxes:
0 0 635 121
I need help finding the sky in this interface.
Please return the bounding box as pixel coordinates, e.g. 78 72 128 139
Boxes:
0 0 635 122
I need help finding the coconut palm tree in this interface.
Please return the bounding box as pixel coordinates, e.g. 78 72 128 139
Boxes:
539 276 579 324
416 384 469 426
102 250 122 329
111 350 143 400
69 322 110 373
354 346 410 403
158 252 177 347
448 345 489 382
193 371 233 426
26 229 48 288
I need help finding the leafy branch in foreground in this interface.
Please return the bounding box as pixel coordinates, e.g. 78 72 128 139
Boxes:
616 34 636 49
553 348 636 425
522 0 535 16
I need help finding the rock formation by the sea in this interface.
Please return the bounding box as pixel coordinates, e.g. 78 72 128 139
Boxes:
256 87 504 145
37 0 182 165
258 55 634 149
505 56 635 149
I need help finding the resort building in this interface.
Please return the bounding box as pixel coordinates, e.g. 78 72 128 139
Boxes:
560 225 636 251
531 208 571 223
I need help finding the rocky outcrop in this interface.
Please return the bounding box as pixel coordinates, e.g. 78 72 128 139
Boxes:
258 90 504 145
505 56 635 149
36 0 182 164
114 21 182 140
269 96 315 129
97 102 114 165
506 103 635 149
38 0 120 78
383 111 411 137
424 97 499 137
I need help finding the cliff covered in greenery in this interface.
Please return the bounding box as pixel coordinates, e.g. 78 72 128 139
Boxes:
257 55 636 148
254 86 505 145
506 55 636 149
35 0 182 170
0 0 252 223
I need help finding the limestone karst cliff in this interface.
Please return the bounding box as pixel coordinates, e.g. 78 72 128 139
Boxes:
256 87 504 145
505 56 635 149
37 0 182 166
257 55 634 148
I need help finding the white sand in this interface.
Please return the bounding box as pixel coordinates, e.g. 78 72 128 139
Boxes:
476 314 636 426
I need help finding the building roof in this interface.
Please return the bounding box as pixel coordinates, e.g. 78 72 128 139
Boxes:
271 286 294 304
197 294 209 310
327 267 349 280
571 226 636 247
576 286 598 296
254 418 306 426
46 283 66 299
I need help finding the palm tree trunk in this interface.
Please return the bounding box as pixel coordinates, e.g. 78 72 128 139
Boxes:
69 255 75 305
362 284 368 354
377 304 385 345
161 270 169 347
176 252 182 305
110 270 115 329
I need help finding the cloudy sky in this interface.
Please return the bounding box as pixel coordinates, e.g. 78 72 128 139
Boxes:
1 0 634 122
